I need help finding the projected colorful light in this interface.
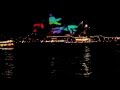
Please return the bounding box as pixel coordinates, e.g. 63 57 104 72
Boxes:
64 25 78 34
33 23 44 29
51 29 62 34
51 27 64 34
49 14 62 25
51 25 78 34
48 14 89 35
33 22 45 33
52 27 64 31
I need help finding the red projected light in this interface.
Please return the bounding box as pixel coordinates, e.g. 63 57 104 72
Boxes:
33 22 45 33
33 23 44 29
33 28 37 33
40 23 44 29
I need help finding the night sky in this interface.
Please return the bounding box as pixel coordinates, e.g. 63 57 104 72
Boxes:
0 1 119 36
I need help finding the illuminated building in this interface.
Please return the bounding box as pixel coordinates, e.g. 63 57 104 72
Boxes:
49 14 89 36
74 36 91 43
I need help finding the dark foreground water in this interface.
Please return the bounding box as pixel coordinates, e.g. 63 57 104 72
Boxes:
1 42 120 83
15 43 120 81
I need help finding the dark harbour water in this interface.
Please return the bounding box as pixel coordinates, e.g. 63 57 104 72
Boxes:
14 43 120 82
0 48 16 81
1 42 120 84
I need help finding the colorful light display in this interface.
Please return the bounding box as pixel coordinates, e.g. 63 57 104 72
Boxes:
49 14 62 25
51 27 64 34
33 22 45 33
31 14 89 35
49 14 86 35
64 25 78 34
33 23 44 29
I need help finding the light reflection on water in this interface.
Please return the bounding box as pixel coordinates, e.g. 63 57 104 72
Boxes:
0 42 120 80
0 48 15 79
48 45 92 80
75 45 92 77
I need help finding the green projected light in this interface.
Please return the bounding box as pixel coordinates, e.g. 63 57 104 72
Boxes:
64 25 78 34
49 14 88 35
49 14 62 25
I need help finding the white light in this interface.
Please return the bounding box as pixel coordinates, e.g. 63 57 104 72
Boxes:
80 21 83 24
85 24 88 28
